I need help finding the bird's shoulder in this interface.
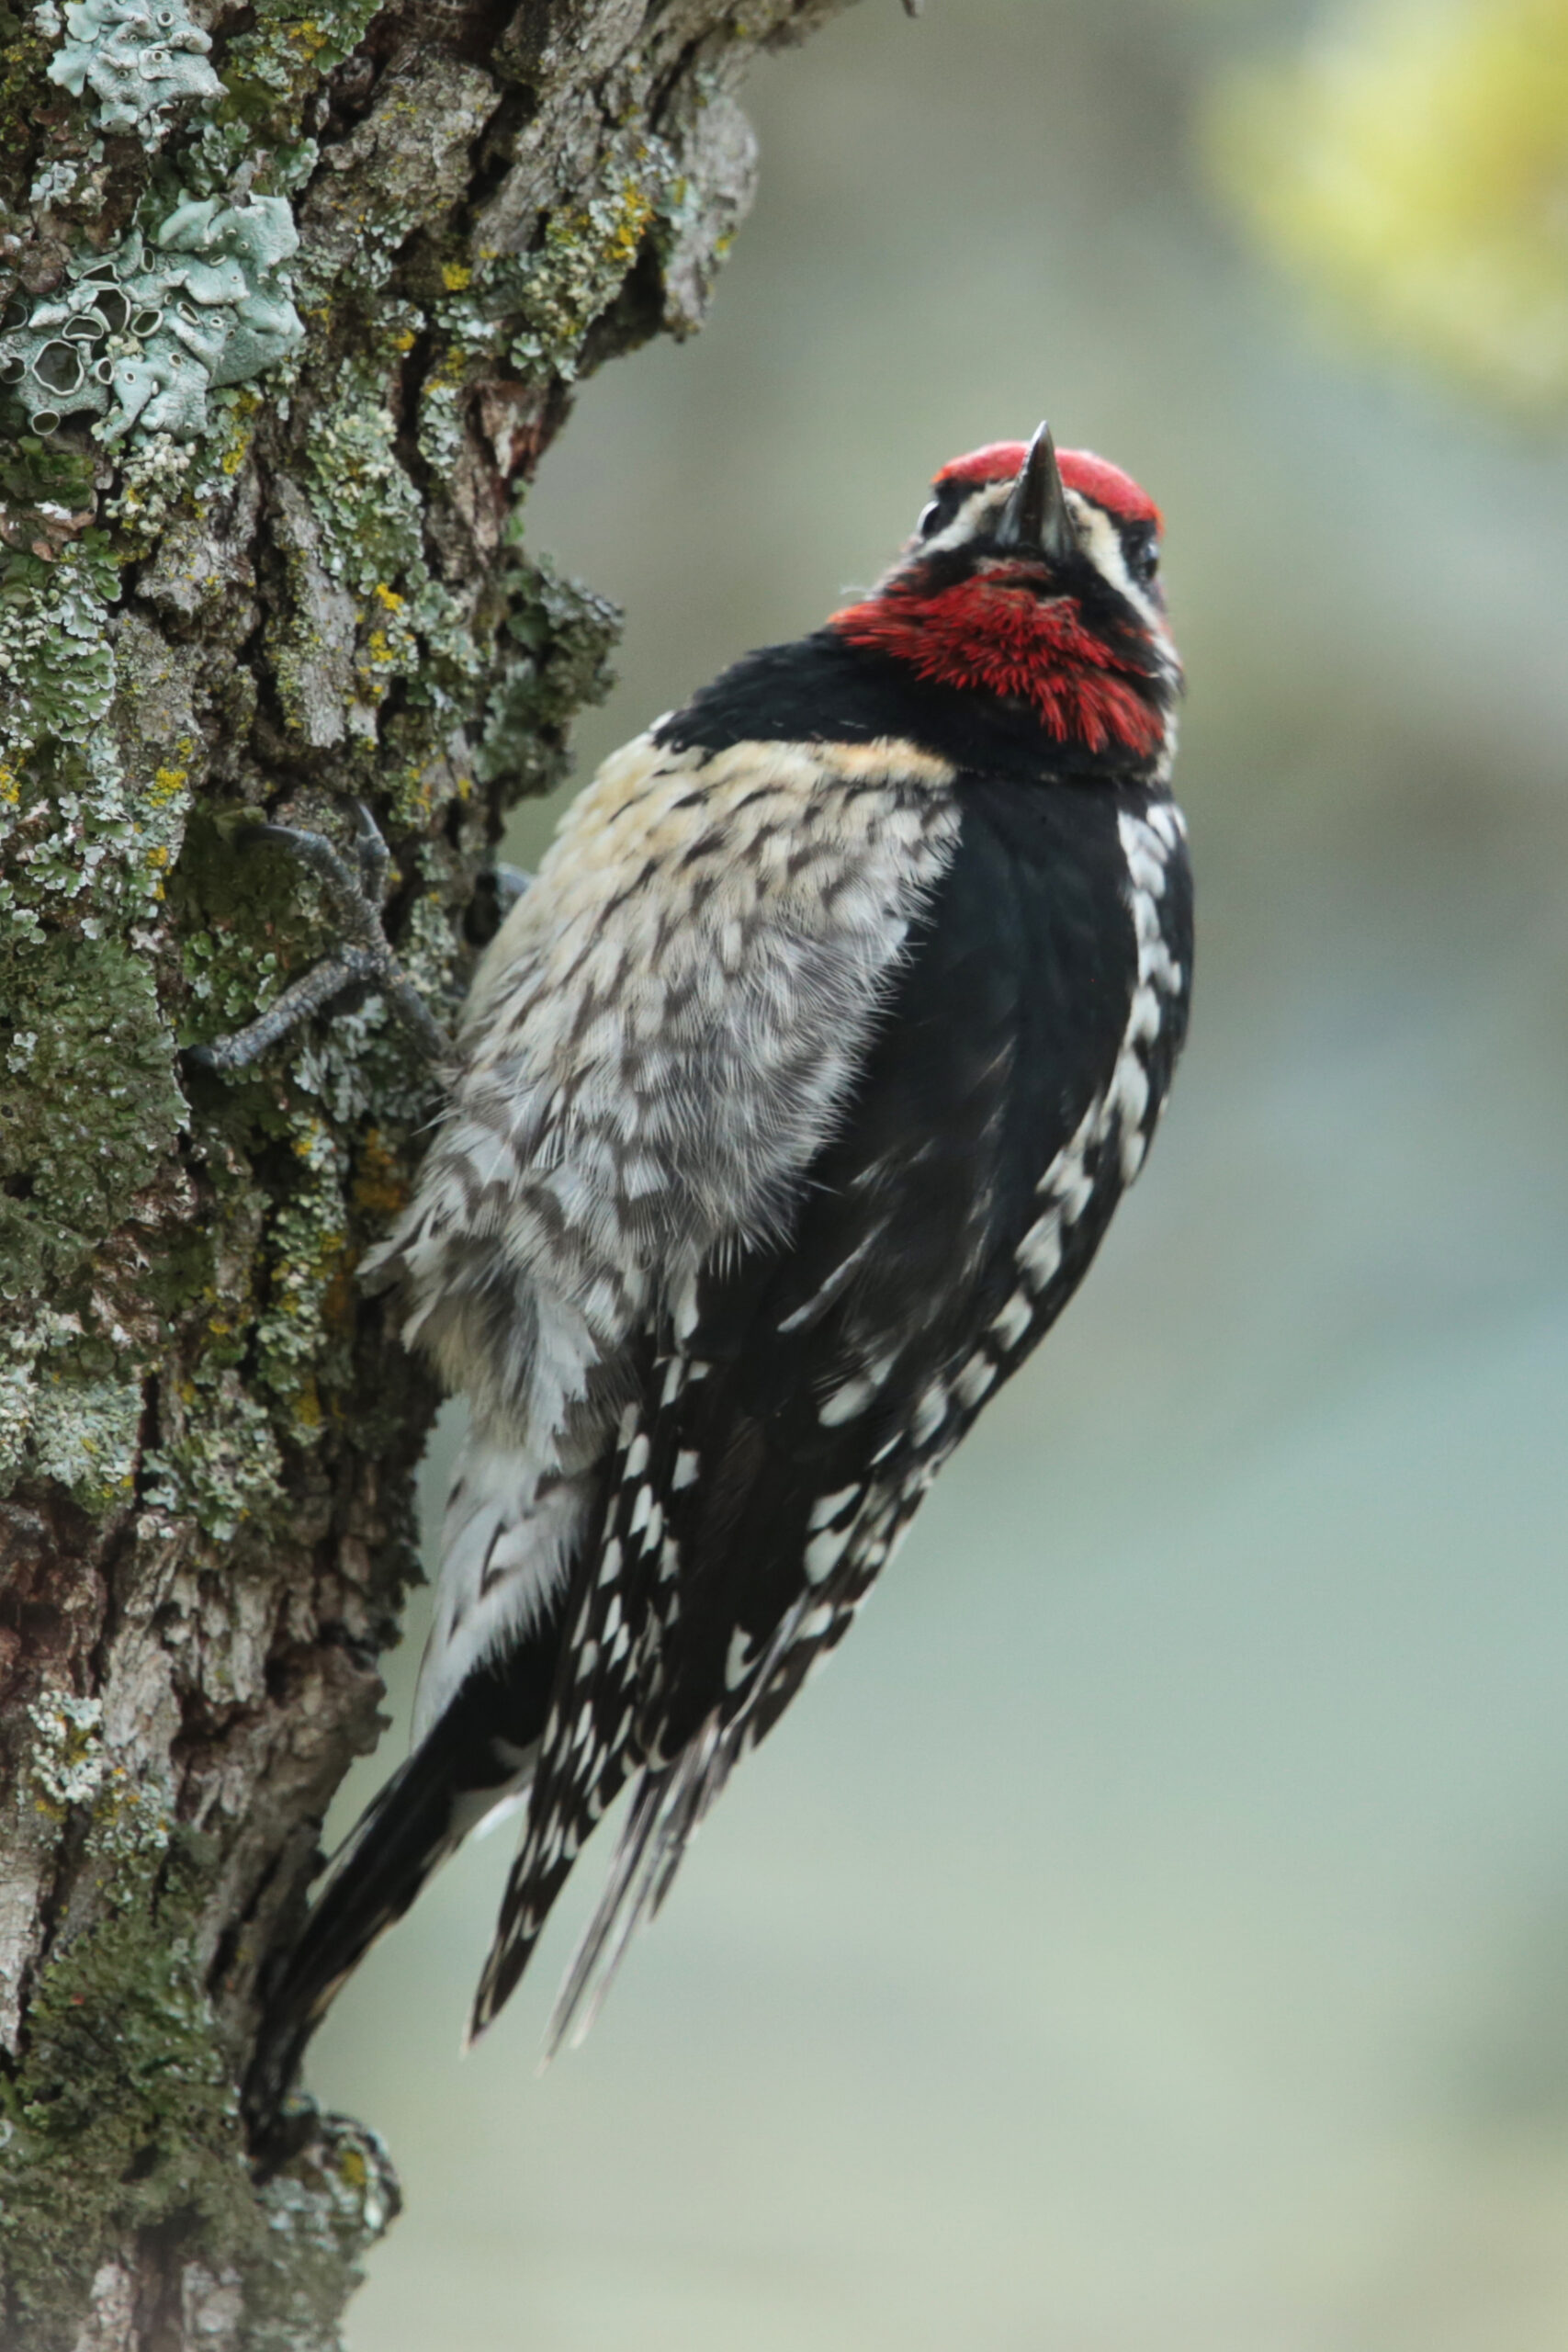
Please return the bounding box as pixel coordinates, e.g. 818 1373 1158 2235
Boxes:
461 675 963 1059
657 624 1163 784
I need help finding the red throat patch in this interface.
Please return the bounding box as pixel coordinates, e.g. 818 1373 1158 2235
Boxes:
829 571 1166 758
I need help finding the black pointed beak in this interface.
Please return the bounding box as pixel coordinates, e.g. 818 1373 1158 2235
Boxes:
995 421 1077 563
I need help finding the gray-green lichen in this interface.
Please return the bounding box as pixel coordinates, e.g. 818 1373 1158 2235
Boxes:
40 0 221 144
0 1705 396 2344
0 196 304 441
436 129 681 386
0 1323 141 1509
296 366 484 733
0 927 186 1298
25 1689 114 1810
143 1370 287 1543
478 549 622 793
245 2115 400 2352
0 1794 396 2347
0 1788 244 2328
0 526 118 747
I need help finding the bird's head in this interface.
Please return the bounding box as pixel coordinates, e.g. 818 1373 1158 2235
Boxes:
829 424 1181 770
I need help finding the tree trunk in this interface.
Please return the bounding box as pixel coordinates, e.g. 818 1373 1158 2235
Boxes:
0 0 854 2340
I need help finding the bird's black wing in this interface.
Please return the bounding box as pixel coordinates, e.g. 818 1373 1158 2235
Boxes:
471 774 1190 2047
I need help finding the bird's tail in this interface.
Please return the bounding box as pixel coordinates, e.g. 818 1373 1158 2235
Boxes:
244 1658 540 2140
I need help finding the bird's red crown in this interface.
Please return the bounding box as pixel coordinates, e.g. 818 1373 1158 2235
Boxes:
935 439 1162 529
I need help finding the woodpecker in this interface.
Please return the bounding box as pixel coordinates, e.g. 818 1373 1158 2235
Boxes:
248 424 1191 2120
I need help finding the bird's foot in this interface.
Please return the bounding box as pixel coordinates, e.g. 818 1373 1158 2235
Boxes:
464 860 533 949
186 803 452 1075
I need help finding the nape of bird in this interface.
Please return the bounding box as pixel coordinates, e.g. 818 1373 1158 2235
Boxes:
247 423 1192 2129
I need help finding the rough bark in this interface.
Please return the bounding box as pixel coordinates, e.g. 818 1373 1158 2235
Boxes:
0 0 855 2342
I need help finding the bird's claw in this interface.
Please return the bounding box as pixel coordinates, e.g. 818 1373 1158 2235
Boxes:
464 861 533 949
185 804 451 1076
351 800 391 906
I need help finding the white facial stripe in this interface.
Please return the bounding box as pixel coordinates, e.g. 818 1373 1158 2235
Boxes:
919 479 1012 558
1067 494 1180 684
1067 494 1155 628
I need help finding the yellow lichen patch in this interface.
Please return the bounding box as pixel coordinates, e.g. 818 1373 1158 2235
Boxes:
0 762 21 806
149 765 187 807
442 262 473 292
607 173 657 266
390 760 435 827
427 345 468 390
216 393 260 477
321 1263 355 1336
292 1115 329 1169
352 1127 410 1224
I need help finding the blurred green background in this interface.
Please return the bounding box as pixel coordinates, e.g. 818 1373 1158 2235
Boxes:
314 2 1568 2344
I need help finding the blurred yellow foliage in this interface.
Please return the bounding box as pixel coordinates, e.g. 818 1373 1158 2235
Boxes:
1209 0 1568 409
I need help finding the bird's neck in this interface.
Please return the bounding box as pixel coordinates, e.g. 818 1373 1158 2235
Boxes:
829 577 1169 762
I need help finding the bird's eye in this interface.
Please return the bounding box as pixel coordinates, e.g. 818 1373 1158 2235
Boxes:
1125 531 1160 588
915 499 942 538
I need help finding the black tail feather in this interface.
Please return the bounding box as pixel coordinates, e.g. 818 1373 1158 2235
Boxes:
244 1637 556 2140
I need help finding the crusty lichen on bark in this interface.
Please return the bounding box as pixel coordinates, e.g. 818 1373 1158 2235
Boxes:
0 0 859 2344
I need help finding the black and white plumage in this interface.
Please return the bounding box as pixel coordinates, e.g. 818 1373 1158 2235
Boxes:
250 424 1192 2117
